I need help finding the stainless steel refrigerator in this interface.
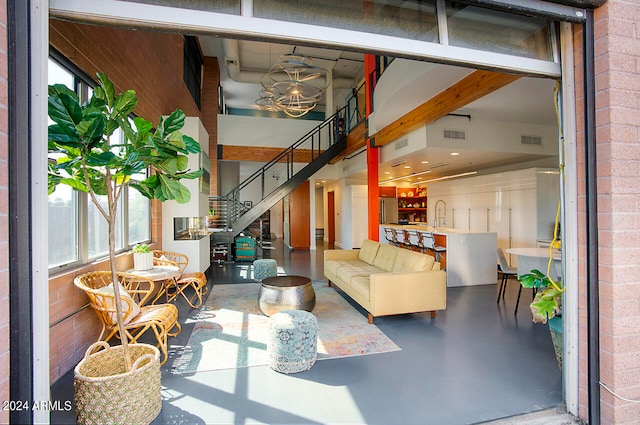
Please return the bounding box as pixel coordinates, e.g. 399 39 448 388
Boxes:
379 197 399 224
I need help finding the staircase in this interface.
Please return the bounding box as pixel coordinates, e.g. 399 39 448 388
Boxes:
210 103 355 244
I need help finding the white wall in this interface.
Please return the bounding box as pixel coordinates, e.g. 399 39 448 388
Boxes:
218 115 320 147
427 167 560 255
162 117 211 273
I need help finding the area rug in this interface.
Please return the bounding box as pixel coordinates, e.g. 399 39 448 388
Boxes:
170 282 401 374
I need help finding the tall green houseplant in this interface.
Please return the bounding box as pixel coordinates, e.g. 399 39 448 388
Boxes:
48 72 202 368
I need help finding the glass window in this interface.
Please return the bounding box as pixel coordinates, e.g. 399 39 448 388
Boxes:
254 0 439 44
48 185 78 267
445 1 553 60
87 196 124 259
48 59 79 268
48 56 152 271
129 173 151 245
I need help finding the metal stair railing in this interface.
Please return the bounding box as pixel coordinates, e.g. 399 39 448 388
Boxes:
211 102 358 242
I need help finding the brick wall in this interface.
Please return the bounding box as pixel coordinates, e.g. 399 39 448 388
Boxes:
593 1 640 423
576 1 640 423
48 20 219 383
0 1 8 422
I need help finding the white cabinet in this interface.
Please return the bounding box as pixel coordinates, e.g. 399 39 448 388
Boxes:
428 168 560 266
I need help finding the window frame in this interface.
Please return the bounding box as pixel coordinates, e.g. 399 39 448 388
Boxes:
47 53 152 274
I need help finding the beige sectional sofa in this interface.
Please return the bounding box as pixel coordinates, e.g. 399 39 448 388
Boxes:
324 239 447 324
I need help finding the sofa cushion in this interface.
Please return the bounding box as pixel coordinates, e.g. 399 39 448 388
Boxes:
372 243 398 272
349 276 371 301
336 264 385 285
357 239 380 265
391 249 435 272
325 259 368 278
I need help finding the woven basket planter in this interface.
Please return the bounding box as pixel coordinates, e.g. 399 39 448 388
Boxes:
74 342 162 425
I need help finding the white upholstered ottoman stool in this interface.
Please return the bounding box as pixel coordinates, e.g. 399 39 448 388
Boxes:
267 310 318 374
253 258 278 281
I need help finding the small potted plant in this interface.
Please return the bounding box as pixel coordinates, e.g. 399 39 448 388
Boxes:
518 268 564 370
132 243 153 270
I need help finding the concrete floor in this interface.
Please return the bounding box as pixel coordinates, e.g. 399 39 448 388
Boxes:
51 239 569 425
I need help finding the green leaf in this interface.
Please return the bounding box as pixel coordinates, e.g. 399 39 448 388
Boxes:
48 91 83 127
530 293 560 324
182 135 202 154
178 169 203 179
113 90 138 117
175 155 188 172
157 157 178 174
129 181 155 199
134 117 153 142
162 109 185 135
96 72 116 106
48 124 82 147
60 177 89 193
158 174 191 203
76 116 106 143
85 151 117 166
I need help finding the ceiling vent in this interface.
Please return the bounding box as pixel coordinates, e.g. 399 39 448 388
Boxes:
521 135 542 145
444 129 466 140
395 138 409 150
342 164 349 173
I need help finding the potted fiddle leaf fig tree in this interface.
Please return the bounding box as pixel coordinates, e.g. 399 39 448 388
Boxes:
48 72 202 423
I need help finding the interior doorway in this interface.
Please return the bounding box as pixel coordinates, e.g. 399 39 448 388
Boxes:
327 190 335 249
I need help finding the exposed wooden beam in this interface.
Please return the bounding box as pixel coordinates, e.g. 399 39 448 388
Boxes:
218 145 316 163
370 70 521 148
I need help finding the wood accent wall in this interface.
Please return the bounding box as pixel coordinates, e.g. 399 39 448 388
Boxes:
289 181 310 249
219 145 317 163
330 120 367 164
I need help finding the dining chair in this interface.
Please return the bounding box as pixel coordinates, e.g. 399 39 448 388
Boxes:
152 250 208 308
496 247 532 314
73 271 181 365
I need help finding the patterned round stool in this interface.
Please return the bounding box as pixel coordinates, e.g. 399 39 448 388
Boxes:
268 310 318 374
253 259 278 281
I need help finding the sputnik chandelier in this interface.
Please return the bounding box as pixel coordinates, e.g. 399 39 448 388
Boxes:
255 54 328 118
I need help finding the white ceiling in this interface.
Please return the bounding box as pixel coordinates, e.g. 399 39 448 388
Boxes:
200 37 559 185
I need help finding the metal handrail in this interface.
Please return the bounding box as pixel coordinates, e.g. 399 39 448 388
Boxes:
214 90 364 234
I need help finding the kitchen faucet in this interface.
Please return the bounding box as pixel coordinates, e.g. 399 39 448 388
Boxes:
434 199 447 228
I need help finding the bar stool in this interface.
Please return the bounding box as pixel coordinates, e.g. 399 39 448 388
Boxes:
395 228 411 250
384 227 398 246
406 229 421 252
419 231 446 263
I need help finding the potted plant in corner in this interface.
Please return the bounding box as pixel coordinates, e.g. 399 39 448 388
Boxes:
518 268 564 370
48 72 202 424
132 243 153 270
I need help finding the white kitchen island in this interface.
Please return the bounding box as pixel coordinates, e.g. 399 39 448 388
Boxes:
380 224 497 287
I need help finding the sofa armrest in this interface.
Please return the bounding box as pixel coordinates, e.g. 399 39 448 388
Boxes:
324 249 360 261
369 270 447 315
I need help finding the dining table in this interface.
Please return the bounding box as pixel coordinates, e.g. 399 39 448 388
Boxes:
125 264 181 303
505 247 562 280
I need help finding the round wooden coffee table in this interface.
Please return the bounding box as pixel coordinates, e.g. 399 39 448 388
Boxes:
258 275 316 316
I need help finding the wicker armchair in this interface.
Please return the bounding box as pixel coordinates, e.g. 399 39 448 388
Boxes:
74 271 181 365
152 250 208 308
